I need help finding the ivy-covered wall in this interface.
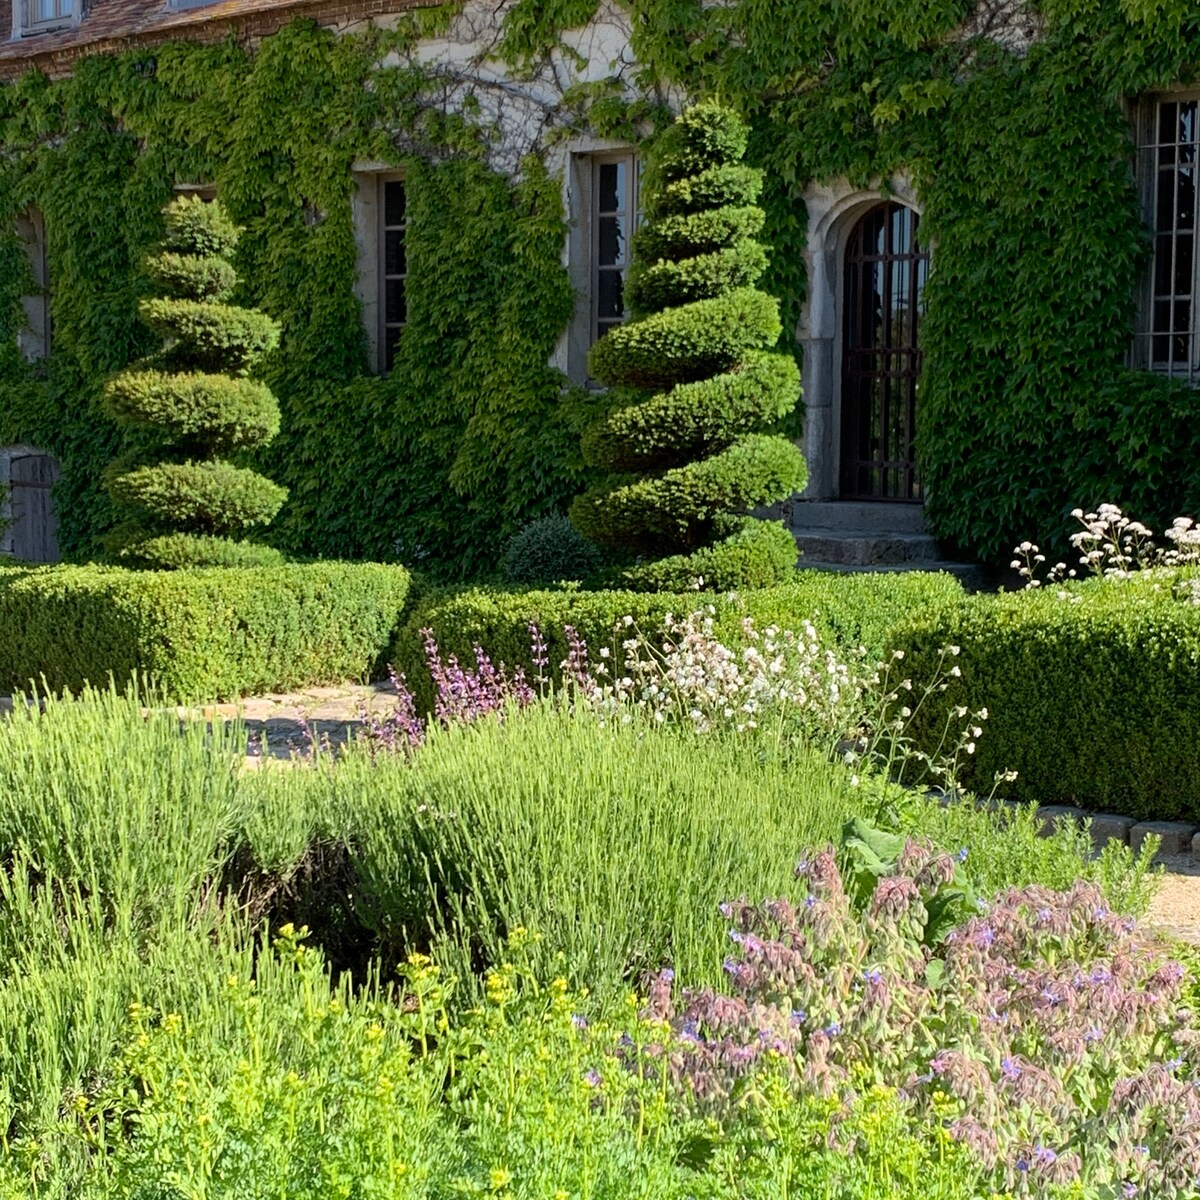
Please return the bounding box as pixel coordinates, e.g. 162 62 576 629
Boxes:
3 0 1200 574
0 10 603 575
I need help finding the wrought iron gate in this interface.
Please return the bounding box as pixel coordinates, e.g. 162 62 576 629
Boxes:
840 202 929 501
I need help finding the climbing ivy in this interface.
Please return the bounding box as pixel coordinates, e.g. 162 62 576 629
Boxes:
0 18 587 574
2 0 1200 571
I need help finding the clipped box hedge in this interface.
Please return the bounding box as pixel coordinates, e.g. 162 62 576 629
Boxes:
392 569 965 712
0 562 411 700
891 574 1200 823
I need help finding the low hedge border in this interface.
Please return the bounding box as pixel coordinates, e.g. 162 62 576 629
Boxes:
0 562 412 700
392 569 966 713
891 572 1200 824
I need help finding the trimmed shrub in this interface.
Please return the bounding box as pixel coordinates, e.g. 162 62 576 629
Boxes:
391 569 965 712
106 461 287 535
891 573 1200 822
500 514 603 585
0 562 411 699
103 372 280 451
571 103 806 591
121 533 286 570
103 196 285 568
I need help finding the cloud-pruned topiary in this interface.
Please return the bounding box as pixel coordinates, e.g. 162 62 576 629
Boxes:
571 103 806 591
103 196 287 569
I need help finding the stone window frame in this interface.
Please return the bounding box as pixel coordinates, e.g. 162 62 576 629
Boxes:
15 207 49 363
352 163 407 376
561 142 642 385
12 0 80 38
1131 89 1200 384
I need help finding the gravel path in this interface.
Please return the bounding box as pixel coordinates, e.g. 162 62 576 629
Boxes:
1146 854 1200 946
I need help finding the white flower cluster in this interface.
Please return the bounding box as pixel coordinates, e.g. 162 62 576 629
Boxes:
589 609 865 739
1013 505 1200 590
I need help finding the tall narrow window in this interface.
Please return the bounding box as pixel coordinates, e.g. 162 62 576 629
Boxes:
15 209 50 362
1136 96 1200 381
592 154 639 345
379 177 407 374
19 0 75 33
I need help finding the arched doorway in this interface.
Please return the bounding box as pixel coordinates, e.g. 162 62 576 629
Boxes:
2 449 60 563
840 202 929 501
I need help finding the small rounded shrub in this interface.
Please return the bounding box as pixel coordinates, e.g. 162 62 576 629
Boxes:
501 514 603 585
104 196 286 567
571 103 806 591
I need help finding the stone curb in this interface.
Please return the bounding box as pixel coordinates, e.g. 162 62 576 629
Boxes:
1036 804 1200 865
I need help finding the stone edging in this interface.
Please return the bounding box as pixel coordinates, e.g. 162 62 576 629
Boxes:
1035 804 1200 864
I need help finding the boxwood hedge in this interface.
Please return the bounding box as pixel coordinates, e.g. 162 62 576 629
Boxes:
391 569 966 713
891 572 1200 823
0 562 411 700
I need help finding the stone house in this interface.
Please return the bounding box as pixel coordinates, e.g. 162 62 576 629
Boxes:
1 0 1197 573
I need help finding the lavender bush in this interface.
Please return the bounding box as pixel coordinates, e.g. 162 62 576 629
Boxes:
636 844 1198 1198
367 609 992 805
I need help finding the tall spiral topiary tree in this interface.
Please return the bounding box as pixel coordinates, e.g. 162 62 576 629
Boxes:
103 196 287 569
571 103 807 591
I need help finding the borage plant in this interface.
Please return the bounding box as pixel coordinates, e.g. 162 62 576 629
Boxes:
633 844 1199 1199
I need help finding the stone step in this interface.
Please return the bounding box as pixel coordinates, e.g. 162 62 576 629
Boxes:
793 529 944 566
797 558 988 590
790 500 929 535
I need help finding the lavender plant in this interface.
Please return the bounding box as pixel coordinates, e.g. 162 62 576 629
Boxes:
360 630 536 754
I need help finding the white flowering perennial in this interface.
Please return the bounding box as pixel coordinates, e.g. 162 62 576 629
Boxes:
572 610 995 798
1013 505 1200 592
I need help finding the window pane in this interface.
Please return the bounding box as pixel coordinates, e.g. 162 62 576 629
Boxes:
384 181 406 228
597 162 625 213
385 279 406 325
598 215 625 267
1180 102 1198 151
1159 102 1179 145
1179 166 1196 229
384 327 401 373
385 228 406 277
1176 233 1195 294
597 269 624 319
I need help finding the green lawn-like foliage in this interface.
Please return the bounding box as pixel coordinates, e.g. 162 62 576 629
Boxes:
102 196 286 567
571 104 807 590
0 561 411 698
0 682 1156 1188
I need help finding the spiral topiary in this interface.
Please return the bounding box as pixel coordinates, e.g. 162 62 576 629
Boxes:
571 103 807 592
103 195 287 568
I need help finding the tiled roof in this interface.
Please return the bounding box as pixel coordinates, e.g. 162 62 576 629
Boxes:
0 0 441 76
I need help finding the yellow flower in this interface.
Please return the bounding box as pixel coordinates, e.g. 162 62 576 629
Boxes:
488 1166 512 1191
554 1192 569 1200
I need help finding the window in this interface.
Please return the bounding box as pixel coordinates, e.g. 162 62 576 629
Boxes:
591 153 639 346
15 209 49 362
16 0 77 35
1135 95 1200 381
378 176 407 374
